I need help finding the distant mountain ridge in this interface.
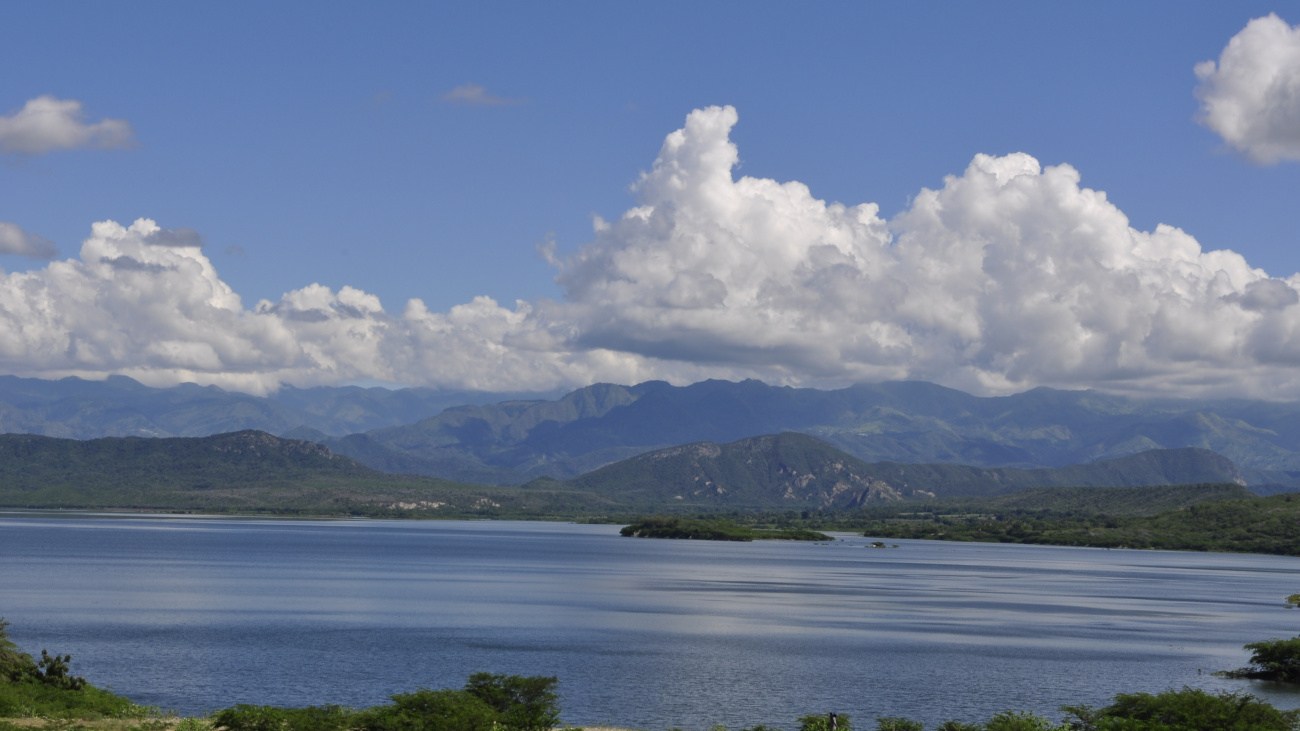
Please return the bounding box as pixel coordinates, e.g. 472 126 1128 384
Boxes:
314 379 1300 487
0 374 559 438
6 375 1300 490
557 432 1248 508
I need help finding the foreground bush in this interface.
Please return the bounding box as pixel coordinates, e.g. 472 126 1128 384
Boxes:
798 713 852 731
0 618 141 719
212 704 355 731
463 672 560 731
358 689 497 731
211 673 561 731
1062 687 1299 730
781 687 1299 731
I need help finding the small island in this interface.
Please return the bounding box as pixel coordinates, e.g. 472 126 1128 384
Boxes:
619 516 832 542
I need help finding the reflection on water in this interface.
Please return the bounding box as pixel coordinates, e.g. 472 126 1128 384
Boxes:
2 514 1299 728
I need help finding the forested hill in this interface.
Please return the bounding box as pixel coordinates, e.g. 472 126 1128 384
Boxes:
0 430 610 517
0 430 374 490
557 432 1248 508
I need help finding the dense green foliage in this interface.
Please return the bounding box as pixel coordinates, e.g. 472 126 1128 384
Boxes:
211 674 560 731
461 673 560 731
858 492 1300 555
621 516 831 541
931 484 1255 517
1061 687 1300 730
797 713 852 731
0 619 142 719
363 690 498 731
1218 635 1300 681
213 704 357 731
872 718 919 731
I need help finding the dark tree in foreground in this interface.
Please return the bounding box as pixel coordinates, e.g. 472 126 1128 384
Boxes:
463 672 561 731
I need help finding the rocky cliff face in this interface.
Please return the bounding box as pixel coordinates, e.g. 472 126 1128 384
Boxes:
567 432 940 507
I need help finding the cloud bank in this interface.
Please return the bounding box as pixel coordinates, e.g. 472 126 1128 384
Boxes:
1195 14 1300 164
0 96 134 156
3 107 1300 398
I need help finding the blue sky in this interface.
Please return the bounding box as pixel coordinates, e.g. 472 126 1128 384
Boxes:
2 2 1300 397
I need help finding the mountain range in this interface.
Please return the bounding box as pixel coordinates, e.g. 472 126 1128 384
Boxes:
0 429 1254 513
310 379 1300 488
5 375 1300 490
0 430 602 516
0 374 558 438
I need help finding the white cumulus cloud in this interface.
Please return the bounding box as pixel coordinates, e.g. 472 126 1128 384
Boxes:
0 222 58 258
3 107 1300 398
0 96 134 156
1195 14 1300 164
550 106 1300 397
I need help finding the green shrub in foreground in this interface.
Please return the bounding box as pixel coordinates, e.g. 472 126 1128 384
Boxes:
212 704 355 731
1062 687 1299 730
0 679 141 719
875 717 921 731
209 674 561 731
798 712 851 731
358 689 497 731
463 672 560 731
799 687 1297 731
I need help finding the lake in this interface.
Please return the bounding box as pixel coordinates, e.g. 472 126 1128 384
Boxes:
1 514 1299 729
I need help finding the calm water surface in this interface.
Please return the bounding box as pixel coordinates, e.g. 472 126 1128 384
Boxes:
2 514 1299 728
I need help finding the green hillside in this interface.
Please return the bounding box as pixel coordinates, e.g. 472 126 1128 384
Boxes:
942 482 1255 516
0 431 607 517
0 429 1263 520
858 492 1300 555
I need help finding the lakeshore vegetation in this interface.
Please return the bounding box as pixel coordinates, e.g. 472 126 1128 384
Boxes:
852 492 1300 556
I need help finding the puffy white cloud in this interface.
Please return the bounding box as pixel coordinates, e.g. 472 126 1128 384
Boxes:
0 222 57 258
0 218 657 394
0 96 134 156
1195 14 1300 164
5 107 1300 398
552 107 1300 397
